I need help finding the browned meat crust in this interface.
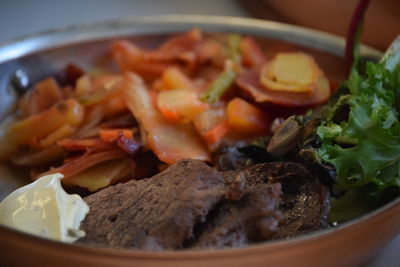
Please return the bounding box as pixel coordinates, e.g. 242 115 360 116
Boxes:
79 159 330 250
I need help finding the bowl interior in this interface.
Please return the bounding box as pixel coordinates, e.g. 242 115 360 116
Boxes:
1 17 398 264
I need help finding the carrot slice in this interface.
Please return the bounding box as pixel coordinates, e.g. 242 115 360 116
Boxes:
99 129 133 142
157 88 207 123
196 39 224 65
204 120 230 146
57 138 103 151
36 149 127 180
152 78 167 91
226 97 271 135
158 105 180 123
111 29 203 80
240 36 267 68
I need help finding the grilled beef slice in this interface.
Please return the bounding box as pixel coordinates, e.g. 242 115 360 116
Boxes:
79 159 226 250
226 162 330 239
190 182 284 249
79 160 329 250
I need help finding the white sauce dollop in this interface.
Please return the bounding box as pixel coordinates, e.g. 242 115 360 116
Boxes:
0 173 89 242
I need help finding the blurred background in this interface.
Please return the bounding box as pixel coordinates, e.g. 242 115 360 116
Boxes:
0 0 248 42
0 0 399 50
0 0 398 266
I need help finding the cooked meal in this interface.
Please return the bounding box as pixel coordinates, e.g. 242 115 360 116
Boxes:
0 27 399 250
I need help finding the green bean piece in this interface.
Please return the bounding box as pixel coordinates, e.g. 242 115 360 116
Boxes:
228 33 242 63
200 69 236 103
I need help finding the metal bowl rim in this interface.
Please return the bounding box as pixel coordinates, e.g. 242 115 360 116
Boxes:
0 15 382 63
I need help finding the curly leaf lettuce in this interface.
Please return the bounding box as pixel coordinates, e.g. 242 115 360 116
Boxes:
317 58 400 197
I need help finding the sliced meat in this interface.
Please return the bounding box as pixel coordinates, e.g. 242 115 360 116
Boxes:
270 164 331 238
190 182 283 249
78 159 330 250
224 162 330 239
79 159 225 250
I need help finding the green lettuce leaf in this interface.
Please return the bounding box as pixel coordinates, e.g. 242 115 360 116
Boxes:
317 59 400 197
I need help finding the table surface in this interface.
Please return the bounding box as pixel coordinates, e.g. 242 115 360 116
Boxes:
0 1 399 266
